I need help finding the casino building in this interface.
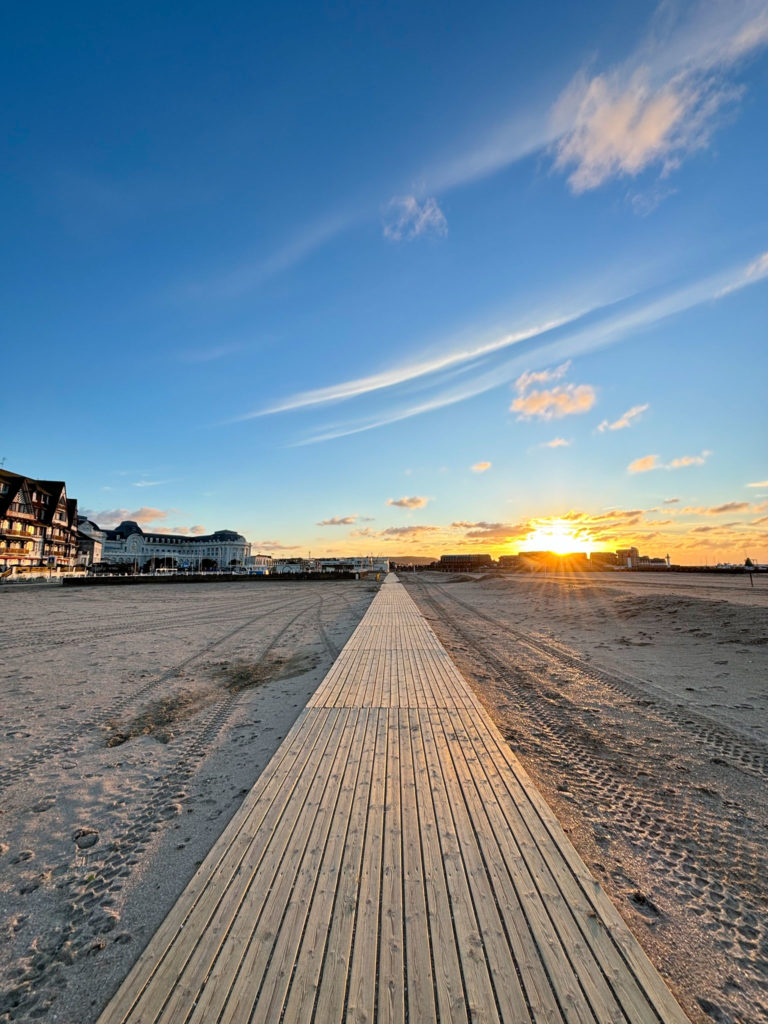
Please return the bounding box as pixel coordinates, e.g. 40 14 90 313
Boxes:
100 520 251 570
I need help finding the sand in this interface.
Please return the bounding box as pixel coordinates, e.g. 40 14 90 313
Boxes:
404 570 768 1024
2 571 766 1024
0 580 376 1023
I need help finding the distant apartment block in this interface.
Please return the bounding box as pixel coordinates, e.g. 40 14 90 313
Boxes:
438 553 493 572
0 470 79 570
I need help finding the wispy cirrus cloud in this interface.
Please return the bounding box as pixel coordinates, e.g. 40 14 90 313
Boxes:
387 495 430 509
747 479 768 487
246 315 580 418
234 241 768 446
598 403 649 431
383 196 447 241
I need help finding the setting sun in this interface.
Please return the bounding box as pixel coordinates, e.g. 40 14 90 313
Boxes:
521 517 600 556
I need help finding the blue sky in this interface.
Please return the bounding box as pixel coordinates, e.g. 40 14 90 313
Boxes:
3 0 767 562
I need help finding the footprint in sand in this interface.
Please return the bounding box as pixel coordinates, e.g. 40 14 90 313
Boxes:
30 797 56 814
73 827 100 851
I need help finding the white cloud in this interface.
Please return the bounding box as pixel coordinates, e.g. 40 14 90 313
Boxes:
513 361 571 393
383 196 447 241
387 496 430 509
747 479 768 487
552 1 768 192
598 403 649 431
471 461 492 473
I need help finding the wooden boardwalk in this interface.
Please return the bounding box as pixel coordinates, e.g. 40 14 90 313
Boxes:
99 574 689 1024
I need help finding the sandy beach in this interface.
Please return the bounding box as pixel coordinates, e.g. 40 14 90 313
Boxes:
405 571 768 1024
1 571 767 1024
0 580 376 1023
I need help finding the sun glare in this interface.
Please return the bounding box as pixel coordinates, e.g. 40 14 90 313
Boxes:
522 518 599 556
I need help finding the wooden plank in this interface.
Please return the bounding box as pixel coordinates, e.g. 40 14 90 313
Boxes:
377 708 405 1024
249 708 372 1024
181 708 356 1024
399 706 438 1022
346 711 389 1023
436 707 593 1024
407 707 468 1024
416 703 501 1023
458 704 690 1024
98 706 330 1024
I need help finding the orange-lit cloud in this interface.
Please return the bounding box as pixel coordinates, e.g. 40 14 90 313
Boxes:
747 479 768 488
627 454 660 473
598 403 648 431
512 384 596 420
668 450 712 468
84 506 172 528
387 495 430 509
628 450 711 473
317 515 357 526
542 437 571 448
471 461 492 473
252 540 302 551
552 6 768 193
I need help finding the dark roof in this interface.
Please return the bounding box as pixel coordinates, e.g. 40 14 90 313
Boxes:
103 521 246 544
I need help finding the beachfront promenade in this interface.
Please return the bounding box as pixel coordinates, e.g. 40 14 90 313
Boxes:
98 574 689 1024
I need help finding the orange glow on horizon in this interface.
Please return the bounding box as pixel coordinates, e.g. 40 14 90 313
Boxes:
520 517 602 556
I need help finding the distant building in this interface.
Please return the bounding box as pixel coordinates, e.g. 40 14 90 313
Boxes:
76 516 106 566
589 551 619 569
616 546 640 568
0 470 79 570
438 553 493 572
498 554 523 570
245 553 273 573
100 521 251 570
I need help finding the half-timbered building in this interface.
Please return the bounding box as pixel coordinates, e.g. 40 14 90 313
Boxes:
0 470 80 570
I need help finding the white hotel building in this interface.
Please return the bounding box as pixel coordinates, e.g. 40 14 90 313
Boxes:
100 520 251 569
